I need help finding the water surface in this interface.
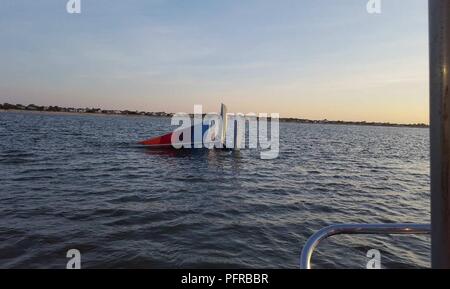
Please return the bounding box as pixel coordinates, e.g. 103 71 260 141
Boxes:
0 111 430 268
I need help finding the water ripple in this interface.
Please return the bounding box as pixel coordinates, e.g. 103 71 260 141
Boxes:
0 112 430 268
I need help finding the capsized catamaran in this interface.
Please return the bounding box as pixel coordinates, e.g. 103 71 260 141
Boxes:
138 104 235 149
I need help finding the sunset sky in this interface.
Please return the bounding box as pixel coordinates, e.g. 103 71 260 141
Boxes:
0 0 429 124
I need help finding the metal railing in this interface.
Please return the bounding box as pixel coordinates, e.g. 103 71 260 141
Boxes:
300 223 431 269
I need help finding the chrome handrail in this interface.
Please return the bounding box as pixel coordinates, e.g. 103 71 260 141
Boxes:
300 223 431 269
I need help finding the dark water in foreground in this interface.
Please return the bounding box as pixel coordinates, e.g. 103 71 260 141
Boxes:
0 111 430 269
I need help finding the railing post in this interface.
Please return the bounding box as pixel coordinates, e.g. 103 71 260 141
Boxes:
429 0 450 269
300 224 430 269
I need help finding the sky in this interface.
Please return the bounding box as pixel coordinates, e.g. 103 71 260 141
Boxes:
0 0 429 124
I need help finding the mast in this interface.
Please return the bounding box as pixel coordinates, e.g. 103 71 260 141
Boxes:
429 0 450 269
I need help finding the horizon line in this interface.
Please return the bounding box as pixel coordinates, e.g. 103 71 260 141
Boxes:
0 102 429 128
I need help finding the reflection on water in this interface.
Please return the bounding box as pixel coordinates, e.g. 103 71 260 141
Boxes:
0 111 430 269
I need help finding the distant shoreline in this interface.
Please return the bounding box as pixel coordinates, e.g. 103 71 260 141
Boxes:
0 109 159 118
0 104 429 129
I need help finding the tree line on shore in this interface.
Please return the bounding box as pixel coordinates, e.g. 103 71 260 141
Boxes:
0 102 428 128
0 103 173 117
